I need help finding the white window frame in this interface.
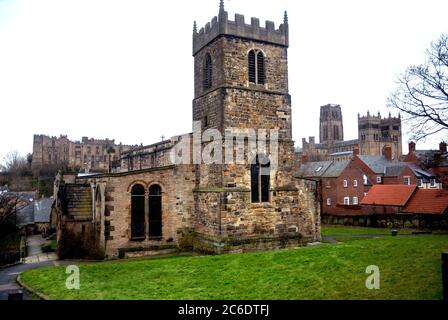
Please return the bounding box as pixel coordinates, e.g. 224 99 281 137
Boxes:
363 174 368 185
403 176 411 185
343 180 348 188
326 198 331 206
376 176 382 184
343 197 350 205
352 197 359 205
353 180 358 187
430 179 437 188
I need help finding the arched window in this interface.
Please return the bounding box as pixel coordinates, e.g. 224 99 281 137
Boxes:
148 184 162 238
333 125 339 140
251 154 270 203
203 53 212 90
248 49 265 85
131 184 145 239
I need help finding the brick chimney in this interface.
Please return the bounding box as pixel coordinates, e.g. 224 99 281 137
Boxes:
353 147 360 156
382 145 392 161
440 142 447 153
301 154 309 163
409 141 416 153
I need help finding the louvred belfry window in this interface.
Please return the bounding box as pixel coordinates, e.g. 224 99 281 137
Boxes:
248 49 265 85
203 53 212 90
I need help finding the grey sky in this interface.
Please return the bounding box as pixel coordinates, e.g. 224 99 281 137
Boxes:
0 0 447 164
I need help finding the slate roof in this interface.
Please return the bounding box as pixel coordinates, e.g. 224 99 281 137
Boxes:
295 160 350 179
16 203 34 227
357 155 400 174
402 189 448 214
361 185 417 206
414 150 448 167
34 198 54 223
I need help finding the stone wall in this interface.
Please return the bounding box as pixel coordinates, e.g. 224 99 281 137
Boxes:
322 213 448 230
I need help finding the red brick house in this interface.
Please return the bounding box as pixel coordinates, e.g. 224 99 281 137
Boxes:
296 145 443 218
404 141 448 188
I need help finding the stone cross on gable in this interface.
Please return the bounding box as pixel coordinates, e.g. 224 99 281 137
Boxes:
161 135 165 141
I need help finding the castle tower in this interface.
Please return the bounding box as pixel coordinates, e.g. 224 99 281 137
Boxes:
191 2 319 250
319 104 344 144
358 111 402 159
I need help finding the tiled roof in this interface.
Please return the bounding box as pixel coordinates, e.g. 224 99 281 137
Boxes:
402 189 448 214
361 185 417 206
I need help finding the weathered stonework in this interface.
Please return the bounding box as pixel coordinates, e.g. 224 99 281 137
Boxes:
52 4 320 259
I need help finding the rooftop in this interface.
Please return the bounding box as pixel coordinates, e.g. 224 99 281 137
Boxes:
361 185 417 207
402 189 448 214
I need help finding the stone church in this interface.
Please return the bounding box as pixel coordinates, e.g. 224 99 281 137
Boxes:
52 2 321 259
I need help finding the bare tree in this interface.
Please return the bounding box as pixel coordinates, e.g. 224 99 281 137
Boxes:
1 151 31 176
0 193 19 229
388 33 448 141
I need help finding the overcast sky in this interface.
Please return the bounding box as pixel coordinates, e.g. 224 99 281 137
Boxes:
1 0 447 164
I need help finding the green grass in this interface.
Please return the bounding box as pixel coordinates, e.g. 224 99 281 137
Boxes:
321 225 414 236
41 240 57 253
20 235 447 300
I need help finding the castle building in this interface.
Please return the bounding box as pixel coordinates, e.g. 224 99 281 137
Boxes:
299 105 402 162
52 2 320 259
32 135 134 173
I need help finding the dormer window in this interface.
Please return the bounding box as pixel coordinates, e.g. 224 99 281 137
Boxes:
248 49 265 85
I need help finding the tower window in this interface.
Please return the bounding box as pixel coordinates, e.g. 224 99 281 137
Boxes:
251 154 270 203
333 125 339 140
203 53 212 90
248 49 265 85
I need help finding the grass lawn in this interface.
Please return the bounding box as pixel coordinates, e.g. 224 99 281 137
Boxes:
321 225 414 236
20 234 447 300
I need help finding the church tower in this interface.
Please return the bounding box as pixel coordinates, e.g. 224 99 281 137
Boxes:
319 104 344 144
191 2 320 252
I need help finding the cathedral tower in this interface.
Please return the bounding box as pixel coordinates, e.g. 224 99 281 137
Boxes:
319 104 344 144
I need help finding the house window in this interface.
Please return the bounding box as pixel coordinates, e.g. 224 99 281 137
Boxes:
353 197 359 205
251 154 270 203
248 49 265 85
343 180 348 188
203 53 212 90
430 179 437 188
376 176 382 183
403 176 410 185
343 197 350 205
353 180 358 187
327 198 331 206
363 174 368 185
417 179 422 187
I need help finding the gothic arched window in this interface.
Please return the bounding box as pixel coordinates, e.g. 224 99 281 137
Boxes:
131 184 145 239
248 49 265 85
203 53 212 90
333 125 340 140
251 154 270 203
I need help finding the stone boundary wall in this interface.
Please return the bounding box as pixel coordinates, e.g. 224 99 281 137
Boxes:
322 214 448 230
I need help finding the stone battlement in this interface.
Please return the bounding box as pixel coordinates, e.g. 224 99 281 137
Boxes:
358 111 401 121
193 3 288 55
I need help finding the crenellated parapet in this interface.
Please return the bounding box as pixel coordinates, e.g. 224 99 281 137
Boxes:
193 3 288 55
